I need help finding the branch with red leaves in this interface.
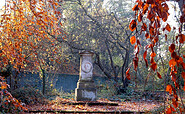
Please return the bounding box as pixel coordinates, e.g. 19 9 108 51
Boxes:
127 0 185 113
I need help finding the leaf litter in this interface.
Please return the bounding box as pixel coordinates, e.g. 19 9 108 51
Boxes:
24 97 162 113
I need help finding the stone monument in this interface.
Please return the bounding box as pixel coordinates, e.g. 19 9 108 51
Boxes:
75 50 96 101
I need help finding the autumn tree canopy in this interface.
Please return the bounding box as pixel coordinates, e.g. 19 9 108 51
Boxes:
0 0 64 73
0 0 64 111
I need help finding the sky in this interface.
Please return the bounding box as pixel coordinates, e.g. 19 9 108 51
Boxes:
0 0 5 9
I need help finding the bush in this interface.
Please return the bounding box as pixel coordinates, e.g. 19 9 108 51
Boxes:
11 87 46 105
97 80 117 99
0 76 26 113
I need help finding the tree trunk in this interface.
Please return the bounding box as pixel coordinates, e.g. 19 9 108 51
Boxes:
41 68 46 95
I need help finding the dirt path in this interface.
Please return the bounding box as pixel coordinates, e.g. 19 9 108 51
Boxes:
23 98 163 113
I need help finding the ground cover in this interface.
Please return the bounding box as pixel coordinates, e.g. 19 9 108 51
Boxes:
23 97 163 113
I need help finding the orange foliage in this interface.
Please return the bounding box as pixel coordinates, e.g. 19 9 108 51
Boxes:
138 13 142 22
157 72 162 79
0 0 63 112
130 36 136 45
182 72 185 79
169 44 175 52
126 68 131 80
166 85 172 94
150 62 157 71
143 51 147 60
142 23 147 31
129 20 137 32
169 59 176 67
0 76 27 112
0 0 62 70
165 23 171 32
128 0 185 112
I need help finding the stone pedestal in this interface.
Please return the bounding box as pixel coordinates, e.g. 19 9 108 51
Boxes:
75 51 96 101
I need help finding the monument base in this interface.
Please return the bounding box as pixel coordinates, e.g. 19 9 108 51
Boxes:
75 80 96 101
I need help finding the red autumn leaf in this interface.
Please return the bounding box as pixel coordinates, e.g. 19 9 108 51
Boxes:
150 62 157 71
169 44 175 52
134 45 138 49
126 75 131 80
144 59 148 67
173 67 177 74
171 72 176 82
172 98 178 108
165 23 171 32
143 4 149 14
169 59 176 67
150 57 154 64
149 26 154 36
166 85 172 94
176 56 183 64
156 16 161 28
129 20 137 32
132 5 139 11
179 34 185 43
137 0 143 8
145 33 149 39
150 52 156 57
126 68 130 75
137 39 141 46
183 34 185 41
181 62 185 70
175 82 179 88
153 37 159 44
133 57 138 71
180 107 184 113
183 55 185 58
176 35 178 40
157 72 162 79
162 3 169 11
171 52 177 58
135 46 140 55
142 23 147 31
182 72 185 80
165 34 167 40
166 105 175 114
146 0 154 4
138 13 142 22
166 107 172 114
147 10 155 22
162 11 168 22
143 51 147 59
180 15 185 23
130 36 136 45
126 68 131 80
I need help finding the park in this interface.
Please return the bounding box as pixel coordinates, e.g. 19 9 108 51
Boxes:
0 0 184 113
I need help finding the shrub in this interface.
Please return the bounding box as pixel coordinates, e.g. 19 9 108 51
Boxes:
0 76 26 113
11 87 46 105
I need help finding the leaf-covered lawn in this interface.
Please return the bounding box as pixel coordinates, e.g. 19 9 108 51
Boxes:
24 97 163 113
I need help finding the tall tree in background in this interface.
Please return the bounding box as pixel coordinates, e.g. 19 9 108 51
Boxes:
0 0 65 92
127 0 185 113
50 0 135 92
0 0 63 111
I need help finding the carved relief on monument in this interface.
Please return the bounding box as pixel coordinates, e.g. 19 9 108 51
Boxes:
81 61 92 73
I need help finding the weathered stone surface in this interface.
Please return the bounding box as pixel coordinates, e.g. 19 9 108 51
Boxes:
75 51 96 101
75 88 96 101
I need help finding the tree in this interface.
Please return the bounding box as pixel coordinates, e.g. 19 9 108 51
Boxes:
127 0 185 113
0 0 66 93
48 0 135 92
0 0 64 111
